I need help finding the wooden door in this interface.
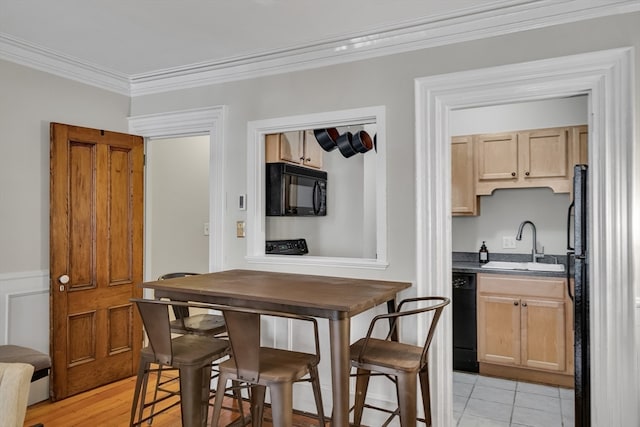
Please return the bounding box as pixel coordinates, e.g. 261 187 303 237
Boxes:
50 123 144 400
477 294 521 366
520 297 566 372
451 135 477 216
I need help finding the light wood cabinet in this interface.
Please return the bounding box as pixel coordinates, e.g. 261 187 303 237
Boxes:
451 125 587 216
265 130 323 169
451 135 478 216
475 132 519 183
477 273 573 384
571 125 588 165
475 127 572 195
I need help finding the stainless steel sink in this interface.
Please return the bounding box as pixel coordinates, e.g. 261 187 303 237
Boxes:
480 260 565 272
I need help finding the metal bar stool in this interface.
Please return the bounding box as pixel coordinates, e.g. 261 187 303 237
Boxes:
130 298 233 427
349 296 450 427
210 305 326 427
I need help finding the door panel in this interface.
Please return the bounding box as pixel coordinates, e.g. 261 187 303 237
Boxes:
50 123 144 400
477 294 520 366
521 298 566 371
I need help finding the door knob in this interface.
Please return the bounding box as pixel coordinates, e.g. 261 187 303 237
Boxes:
58 274 70 284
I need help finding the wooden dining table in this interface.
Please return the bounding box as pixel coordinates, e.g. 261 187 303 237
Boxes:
141 269 411 427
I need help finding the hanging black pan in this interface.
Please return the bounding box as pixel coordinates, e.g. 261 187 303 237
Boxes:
336 132 358 158
313 128 339 152
351 130 373 153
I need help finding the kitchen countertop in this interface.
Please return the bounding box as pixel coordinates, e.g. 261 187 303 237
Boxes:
452 252 570 278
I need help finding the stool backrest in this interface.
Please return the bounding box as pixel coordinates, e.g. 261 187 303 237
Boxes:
223 310 261 382
158 272 200 320
220 306 320 384
132 299 174 365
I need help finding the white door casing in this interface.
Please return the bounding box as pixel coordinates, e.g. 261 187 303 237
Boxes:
128 106 227 276
415 48 637 426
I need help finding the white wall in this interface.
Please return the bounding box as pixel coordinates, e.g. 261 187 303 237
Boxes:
128 12 640 422
146 135 210 278
451 96 588 255
0 59 131 274
0 58 130 403
132 13 640 424
1 10 639 423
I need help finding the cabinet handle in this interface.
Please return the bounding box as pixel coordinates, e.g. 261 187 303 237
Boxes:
300 157 305 161
525 171 530 176
306 158 311 162
511 172 516 177
522 302 528 307
514 301 519 306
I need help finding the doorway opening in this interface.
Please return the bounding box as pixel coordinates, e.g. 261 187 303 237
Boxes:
145 135 211 280
128 106 226 278
415 48 636 426
450 97 587 425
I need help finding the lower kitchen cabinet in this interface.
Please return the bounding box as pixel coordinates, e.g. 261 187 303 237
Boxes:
477 273 573 386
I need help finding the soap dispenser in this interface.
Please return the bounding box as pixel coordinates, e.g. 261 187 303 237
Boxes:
479 241 489 264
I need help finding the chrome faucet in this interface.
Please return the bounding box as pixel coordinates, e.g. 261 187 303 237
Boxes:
516 220 544 262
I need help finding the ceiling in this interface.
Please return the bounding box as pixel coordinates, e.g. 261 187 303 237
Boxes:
1 0 639 95
1 0 499 75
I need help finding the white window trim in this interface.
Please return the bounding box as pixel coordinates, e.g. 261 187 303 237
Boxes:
246 106 388 269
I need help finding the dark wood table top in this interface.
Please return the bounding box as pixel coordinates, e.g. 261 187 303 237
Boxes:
142 269 411 320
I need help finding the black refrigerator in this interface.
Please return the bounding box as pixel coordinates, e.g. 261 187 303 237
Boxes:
567 164 590 426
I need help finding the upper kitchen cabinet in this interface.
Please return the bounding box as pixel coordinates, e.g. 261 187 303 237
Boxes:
476 127 572 195
475 126 588 195
571 125 588 165
266 130 323 169
475 132 519 182
451 135 478 216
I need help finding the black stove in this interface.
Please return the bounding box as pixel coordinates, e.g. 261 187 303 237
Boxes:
266 238 308 255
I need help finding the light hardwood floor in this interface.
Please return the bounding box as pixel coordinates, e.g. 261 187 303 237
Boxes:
24 372 326 427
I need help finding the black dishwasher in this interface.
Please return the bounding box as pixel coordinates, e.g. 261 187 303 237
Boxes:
453 272 479 373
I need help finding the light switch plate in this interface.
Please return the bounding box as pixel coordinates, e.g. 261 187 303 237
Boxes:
238 194 246 210
236 221 246 238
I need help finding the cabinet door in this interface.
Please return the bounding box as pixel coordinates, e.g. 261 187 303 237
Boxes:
302 130 323 169
265 132 303 164
476 133 519 181
451 136 477 216
279 131 304 164
520 298 566 372
519 127 569 180
477 294 521 366
571 125 588 165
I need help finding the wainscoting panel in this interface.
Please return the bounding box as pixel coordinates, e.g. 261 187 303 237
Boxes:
1 270 50 404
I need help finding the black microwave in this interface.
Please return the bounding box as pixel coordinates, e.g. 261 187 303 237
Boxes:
266 162 327 216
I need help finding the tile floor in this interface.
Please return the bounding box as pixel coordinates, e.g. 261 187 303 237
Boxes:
453 371 574 427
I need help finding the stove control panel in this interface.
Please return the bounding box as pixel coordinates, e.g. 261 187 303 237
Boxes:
266 238 308 255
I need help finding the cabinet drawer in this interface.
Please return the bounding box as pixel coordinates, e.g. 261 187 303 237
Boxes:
477 273 566 299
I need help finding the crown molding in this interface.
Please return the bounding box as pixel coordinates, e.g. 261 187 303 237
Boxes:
0 33 130 95
1 0 639 97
